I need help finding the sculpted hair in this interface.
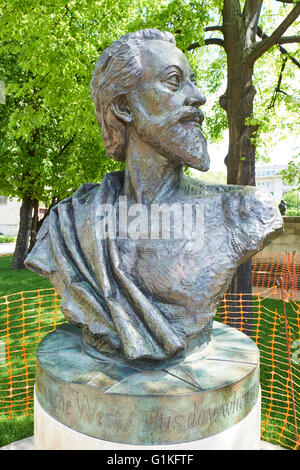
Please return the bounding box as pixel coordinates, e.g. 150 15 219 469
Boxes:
90 29 176 161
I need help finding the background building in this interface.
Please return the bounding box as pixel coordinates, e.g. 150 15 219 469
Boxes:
256 164 296 202
0 197 47 237
0 196 21 236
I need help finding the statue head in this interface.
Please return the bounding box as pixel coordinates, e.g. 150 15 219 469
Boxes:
91 28 210 171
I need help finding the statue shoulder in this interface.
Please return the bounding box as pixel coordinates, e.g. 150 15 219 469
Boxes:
221 184 282 223
220 185 284 262
181 176 231 195
180 176 283 228
181 176 265 197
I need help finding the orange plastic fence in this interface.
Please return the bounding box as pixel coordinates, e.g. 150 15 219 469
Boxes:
252 252 300 300
0 252 299 450
0 289 63 420
216 288 300 450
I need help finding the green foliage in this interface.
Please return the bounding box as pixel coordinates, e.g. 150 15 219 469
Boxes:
191 169 226 184
131 0 299 172
0 0 146 205
0 235 16 243
250 1 300 164
0 0 299 203
187 48 228 143
0 255 56 447
280 156 300 191
282 190 300 216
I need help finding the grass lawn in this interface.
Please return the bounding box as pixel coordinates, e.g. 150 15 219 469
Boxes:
0 254 53 447
0 255 51 297
256 297 299 449
0 416 34 447
0 254 299 449
215 295 299 450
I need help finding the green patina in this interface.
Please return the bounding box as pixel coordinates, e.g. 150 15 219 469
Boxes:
36 321 260 445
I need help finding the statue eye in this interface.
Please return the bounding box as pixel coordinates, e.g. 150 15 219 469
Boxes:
166 73 181 89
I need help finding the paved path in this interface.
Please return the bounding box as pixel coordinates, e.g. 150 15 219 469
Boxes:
0 243 15 256
1 437 34 450
0 436 287 450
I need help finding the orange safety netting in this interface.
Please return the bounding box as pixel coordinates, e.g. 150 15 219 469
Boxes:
216 289 300 450
0 252 299 450
252 252 300 300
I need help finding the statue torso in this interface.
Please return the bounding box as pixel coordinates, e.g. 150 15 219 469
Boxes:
117 186 243 338
25 172 283 360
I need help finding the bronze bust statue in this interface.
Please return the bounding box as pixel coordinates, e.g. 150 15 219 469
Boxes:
25 29 283 363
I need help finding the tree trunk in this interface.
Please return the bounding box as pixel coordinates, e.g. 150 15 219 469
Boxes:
221 61 257 298
228 260 253 335
28 199 39 253
219 0 265 334
223 59 256 299
11 195 34 270
220 1 259 299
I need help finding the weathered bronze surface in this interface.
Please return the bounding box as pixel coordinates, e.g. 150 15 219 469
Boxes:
35 321 260 445
25 29 283 361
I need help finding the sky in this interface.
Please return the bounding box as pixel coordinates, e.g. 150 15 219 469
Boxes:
197 0 300 176
204 131 299 175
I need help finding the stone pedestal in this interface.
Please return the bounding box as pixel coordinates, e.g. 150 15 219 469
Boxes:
34 321 260 449
34 392 261 450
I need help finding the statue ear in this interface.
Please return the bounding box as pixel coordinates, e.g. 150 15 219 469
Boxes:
111 97 133 123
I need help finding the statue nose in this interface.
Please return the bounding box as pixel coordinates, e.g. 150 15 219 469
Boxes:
185 86 206 107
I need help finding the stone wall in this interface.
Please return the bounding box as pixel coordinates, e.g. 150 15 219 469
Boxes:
0 197 21 236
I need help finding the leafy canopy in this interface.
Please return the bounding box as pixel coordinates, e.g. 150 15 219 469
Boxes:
0 0 299 204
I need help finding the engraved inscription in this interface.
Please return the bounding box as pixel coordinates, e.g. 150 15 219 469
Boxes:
40 381 259 435
42 385 72 416
143 382 258 433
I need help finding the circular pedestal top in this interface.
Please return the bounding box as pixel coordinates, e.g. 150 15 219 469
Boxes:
35 321 260 445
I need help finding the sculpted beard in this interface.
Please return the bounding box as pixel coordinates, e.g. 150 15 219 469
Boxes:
131 105 210 171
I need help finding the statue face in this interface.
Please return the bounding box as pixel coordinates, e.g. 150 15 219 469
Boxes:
126 40 210 171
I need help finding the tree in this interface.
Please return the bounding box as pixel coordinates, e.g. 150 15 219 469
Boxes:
0 50 119 268
131 0 299 293
0 1 151 268
217 0 299 293
1 0 299 280
192 169 227 184
281 155 300 191
283 190 300 215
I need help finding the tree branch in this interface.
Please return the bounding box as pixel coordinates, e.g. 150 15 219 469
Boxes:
205 26 224 32
186 38 224 51
57 135 76 157
247 1 300 63
276 0 295 4
277 35 300 43
257 26 300 68
205 38 225 47
267 57 288 110
243 0 263 46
